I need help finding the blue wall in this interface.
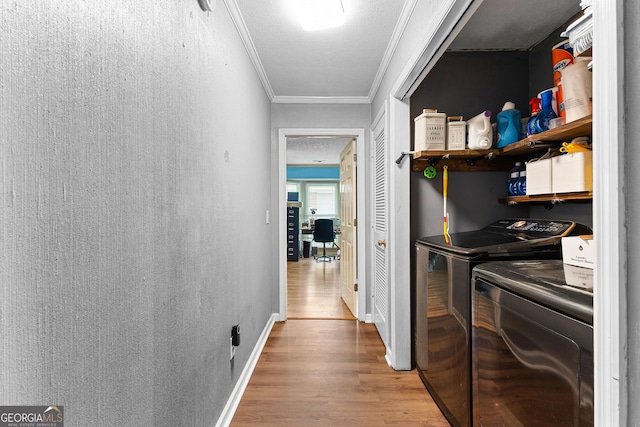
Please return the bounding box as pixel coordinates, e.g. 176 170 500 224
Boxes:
287 166 339 180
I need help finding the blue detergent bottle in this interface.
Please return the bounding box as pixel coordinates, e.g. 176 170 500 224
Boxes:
533 89 558 133
508 161 524 196
516 170 527 196
496 102 522 148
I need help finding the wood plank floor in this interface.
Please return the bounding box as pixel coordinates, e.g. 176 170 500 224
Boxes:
287 257 355 319
231 258 450 426
231 320 450 426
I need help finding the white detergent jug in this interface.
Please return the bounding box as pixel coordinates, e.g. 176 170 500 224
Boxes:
467 110 492 150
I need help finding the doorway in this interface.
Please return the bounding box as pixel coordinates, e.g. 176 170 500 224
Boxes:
278 128 367 322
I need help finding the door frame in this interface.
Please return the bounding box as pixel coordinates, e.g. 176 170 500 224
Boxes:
384 0 624 420
278 128 367 322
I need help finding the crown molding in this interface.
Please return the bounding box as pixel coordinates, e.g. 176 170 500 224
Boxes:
224 0 415 105
368 0 418 101
272 96 371 104
223 0 275 101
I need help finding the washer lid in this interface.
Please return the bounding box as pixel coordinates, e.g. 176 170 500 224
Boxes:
472 260 593 325
416 219 591 256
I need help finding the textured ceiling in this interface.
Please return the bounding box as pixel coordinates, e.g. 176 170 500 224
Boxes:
231 0 582 164
286 137 353 165
234 0 404 98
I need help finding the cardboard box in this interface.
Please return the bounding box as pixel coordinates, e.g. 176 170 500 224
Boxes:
526 157 553 195
552 151 593 193
562 235 594 269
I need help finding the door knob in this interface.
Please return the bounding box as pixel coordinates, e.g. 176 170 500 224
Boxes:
377 240 387 247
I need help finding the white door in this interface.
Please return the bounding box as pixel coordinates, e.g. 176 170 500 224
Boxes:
372 110 390 348
339 139 357 316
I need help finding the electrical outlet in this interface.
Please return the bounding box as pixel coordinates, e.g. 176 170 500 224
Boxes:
230 337 235 360
231 324 240 346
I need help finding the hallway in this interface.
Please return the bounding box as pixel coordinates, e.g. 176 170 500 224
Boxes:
230 259 449 426
230 320 449 426
286 257 355 320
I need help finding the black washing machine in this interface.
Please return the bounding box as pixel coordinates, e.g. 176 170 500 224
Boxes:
471 260 593 426
415 219 591 427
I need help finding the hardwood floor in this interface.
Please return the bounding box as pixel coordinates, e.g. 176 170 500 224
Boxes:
231 320 450 426
286 257 355 319
230 258 450 426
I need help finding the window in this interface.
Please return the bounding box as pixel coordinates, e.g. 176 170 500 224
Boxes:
306 183 338 217
287 182 300 194
287 180 339 223
287 182 301 202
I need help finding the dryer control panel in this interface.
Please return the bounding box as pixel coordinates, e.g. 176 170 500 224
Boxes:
488 219 590 238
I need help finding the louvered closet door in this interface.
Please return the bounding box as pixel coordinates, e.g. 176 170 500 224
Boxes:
372 110 390 349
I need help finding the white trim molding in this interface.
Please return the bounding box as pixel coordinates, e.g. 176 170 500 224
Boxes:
214 313 278 427
222 0 275 101
593 0 625 425
278 128 367 322
368 0 418 102
387 96 412 370
272 96 371 104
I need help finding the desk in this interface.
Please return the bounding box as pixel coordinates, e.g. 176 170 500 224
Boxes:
301 229 341 235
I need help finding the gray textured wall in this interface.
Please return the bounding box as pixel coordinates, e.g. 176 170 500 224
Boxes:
409 51 533 242
0 1 274 426
625 0 639 424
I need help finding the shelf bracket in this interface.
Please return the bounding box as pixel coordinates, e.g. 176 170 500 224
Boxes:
527 139 555 150
464 152 496 167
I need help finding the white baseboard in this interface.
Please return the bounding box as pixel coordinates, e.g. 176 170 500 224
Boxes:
214 313 278 427
384 346 393 368
364 313 372 323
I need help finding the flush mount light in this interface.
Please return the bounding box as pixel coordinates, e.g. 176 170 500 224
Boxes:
294 0 345 31
198 0 216 12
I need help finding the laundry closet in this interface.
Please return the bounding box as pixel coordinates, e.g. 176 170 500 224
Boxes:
409 1 595 426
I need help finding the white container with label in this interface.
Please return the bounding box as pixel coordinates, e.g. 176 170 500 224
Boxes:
562 235 594 269
446 116 466 150
414 109 446 151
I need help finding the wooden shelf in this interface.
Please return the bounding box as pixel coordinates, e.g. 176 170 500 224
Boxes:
500 115 593 155
411 115 592 172
499 191 593 205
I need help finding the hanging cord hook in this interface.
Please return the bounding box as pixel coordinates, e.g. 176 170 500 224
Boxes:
395 151 416 165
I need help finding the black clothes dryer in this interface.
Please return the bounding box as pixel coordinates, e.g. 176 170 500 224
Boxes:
415 219 591 427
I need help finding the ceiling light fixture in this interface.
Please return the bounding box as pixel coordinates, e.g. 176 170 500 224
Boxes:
198 0 215 12
294 0 345 32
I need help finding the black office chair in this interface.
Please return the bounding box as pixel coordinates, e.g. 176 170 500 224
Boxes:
313 219 335 262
